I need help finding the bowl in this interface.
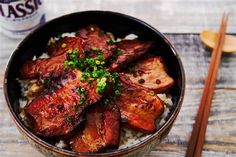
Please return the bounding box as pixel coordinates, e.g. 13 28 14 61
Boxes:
3 11 185 157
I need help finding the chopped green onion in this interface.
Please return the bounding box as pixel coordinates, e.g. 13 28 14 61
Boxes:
96 77 108 94
77 87 86 95
41 79 50 86
97 55 104 61
115 90 121 97
72 105 79 111
107 38 114 45
67 49 73 53
62 32 121 106
87 58 95 65
95 60 101 65
91 47 102 53
80 88 85 92
104 99 110 105
66 116 72 123
116 48 123 55
61 43 67 48
73 48 79 53
79 98 85 105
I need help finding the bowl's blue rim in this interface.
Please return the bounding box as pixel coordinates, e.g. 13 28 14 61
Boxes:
3 10 186 156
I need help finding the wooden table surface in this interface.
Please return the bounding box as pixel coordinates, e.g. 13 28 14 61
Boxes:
0 0 236 157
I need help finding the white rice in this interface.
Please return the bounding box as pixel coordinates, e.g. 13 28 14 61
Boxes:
18 33 174 150
55 140 68 149
117 33 138 42
124 34 138 40
61 32 76 38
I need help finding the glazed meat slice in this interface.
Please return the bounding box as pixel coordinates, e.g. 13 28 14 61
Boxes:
20 54 67 79
107 40 153 72
26 70 102 137
47 37 85 56
77 25 116 61
115 82 164 133
20 37 85 79
119 57 174 92
70 102 120 153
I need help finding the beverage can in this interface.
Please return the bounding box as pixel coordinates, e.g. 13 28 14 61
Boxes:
0 0 46 39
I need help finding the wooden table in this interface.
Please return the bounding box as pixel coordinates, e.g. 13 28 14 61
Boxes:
0 0 236 157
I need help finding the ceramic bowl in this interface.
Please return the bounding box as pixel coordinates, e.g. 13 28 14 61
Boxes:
4 11 185 157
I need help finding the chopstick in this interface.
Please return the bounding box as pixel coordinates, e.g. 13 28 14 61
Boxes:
186 13 229 157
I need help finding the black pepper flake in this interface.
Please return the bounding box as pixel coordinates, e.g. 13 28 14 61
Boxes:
156 79 161 84
138 70 144 75
49 103 54 108
159 58 163 63
141 105 145 109
133 73 138 77
57 104 63 111
138 78 145 84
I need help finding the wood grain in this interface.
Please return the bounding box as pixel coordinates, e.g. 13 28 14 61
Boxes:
42 0 236 34
0 34 236 157
191 14 228 157
166 34 236 89
0 1 236 156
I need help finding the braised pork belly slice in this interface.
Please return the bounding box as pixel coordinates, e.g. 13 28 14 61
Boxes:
115 82 164 133
70 102 120 153
120 57 174 93
20 37 86 79
107 40 153 72
77 25 116 61
26 70 102 137
47 37 85 56
20 54 68 79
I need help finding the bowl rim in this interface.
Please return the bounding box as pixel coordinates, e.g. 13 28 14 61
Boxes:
3 10 185 156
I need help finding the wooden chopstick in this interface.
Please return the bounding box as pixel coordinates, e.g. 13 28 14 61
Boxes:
193 14 229 157
186 13 229 157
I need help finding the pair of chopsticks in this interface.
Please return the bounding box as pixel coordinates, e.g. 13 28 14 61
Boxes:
186 13 229 157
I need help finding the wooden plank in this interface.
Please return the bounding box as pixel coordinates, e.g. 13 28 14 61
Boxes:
166 34 236 89
0 143 43 157
44 0 236 34
147 89 236 157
